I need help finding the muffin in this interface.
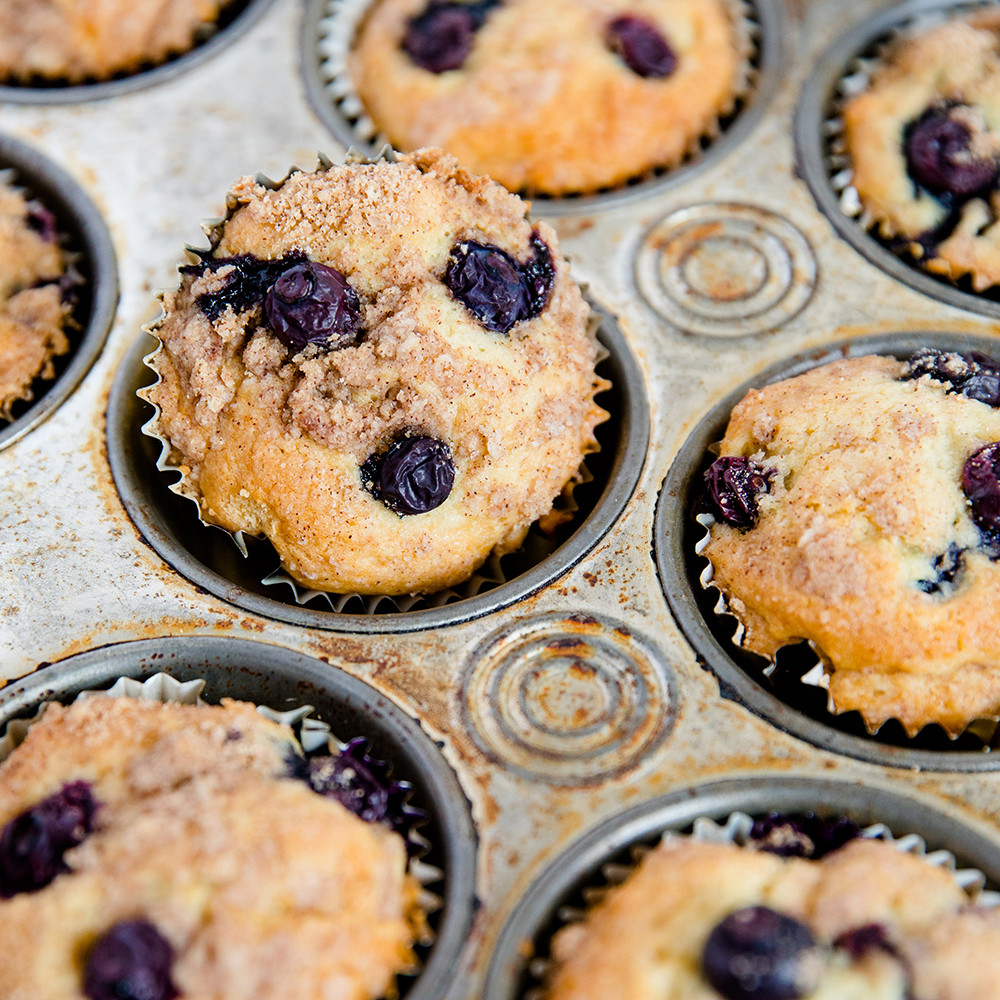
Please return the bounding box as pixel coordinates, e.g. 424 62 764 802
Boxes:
701 349 1000 736
0 179 72 420
348 0 745 196
0 694 420 1000
544 816 1000 999
0 0 228 83
841 10 1000 291
142 148 607 596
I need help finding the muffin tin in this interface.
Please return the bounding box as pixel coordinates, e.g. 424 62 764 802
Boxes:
7 0 1000 997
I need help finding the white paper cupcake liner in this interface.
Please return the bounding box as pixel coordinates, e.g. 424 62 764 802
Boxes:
314 0 759 200
525 806 1000 998
823 2 1000 293
138 151 612 613
0 672 442 949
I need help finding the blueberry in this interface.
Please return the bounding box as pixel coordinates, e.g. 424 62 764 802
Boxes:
834 923 896 961
263 260 362 351
606 15 677 78
83 920 178 1000
702 906 823 1000
704 456 773 529
306 738 395 824
445 232 554 334
25 201 58 243
362 434 455 515
916 543 964 595
749 812 861 860
183 251 306 322
0 781 95 897
963 442 1000 556
904 106 998 198
903 348 1000 406
402 0 499 73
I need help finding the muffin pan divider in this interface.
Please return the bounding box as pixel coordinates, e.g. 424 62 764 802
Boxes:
7 0 1000 997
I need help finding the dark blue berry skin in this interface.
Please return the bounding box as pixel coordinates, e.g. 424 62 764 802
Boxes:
445 232 555 334
916 543 965 595
0 781 95 898
183 251 307 322
702 906 823 1000
704 456 773 529
83 920 178 1000
402 0 499 73
263 260 363 351
903 348 1000 407
749 812 861 860
963 442 1000 557
606 15 677 78
25 201 58 243
904 106 998 202
362 434 455 515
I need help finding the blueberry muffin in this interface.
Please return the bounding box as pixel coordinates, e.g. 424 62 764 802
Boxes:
0 0 228 83
0 695 420 1000
349 0 744 196
702 349 1000 735
142 148 606 596
545 817 1000 1000
0 180 72 419
842 11 1000 291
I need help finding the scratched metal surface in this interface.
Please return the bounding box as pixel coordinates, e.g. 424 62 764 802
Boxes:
4 1 1000 997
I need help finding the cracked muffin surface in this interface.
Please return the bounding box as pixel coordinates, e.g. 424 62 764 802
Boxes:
0 696 419 1000
0 181 71 420
143 148 606 595
350 0 743 196
702 351 1000 735
0 0 228 83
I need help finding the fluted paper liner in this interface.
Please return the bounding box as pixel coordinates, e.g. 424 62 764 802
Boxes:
314 0 759 201
138 147 611 613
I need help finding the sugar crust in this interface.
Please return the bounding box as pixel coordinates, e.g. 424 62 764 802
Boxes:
703 354 1000 735
842 11 1000 291
545 837 1000 1000
350 0 742 196
144 148 607 595
0 182 70 419
0 696 417 1000
0 0 226 83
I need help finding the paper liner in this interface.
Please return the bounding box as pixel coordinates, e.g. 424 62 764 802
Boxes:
823 2 1000 296
0 166 83 422
695 506 1000 747
525 808 1000 999
0 672 442 956
313 0 759 201
138 149 612 613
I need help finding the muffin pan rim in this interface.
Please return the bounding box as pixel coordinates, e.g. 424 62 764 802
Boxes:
482 772 1000 1000
0 0 280 105
298 0 792 218
0 634 479 1000
655 330 1000 772
0 131 118 452
794 0 1000 320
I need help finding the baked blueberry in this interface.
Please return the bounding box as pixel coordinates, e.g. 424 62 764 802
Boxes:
25 201 58 243
363 434 455 515
445 233 554 334
83 920 178 1000
903 348 1000 407
704 456 773 529
184 252 305 322
702 906 824 1000
0 781 95 897
963 442 1000 555
749 812 861 860
264 260 363 350
606 14 677 78
917 544 965 594
402 0 499 73
903 106 999 199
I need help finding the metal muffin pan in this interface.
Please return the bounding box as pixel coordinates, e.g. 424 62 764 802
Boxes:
0 132 117 451
0 635 477 1000
655 331 1000 771
0 0 278 104
7 0 1000 996
795 0 1000 320
484 775 1000 1000
107 302 648 632
300 0 791 216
